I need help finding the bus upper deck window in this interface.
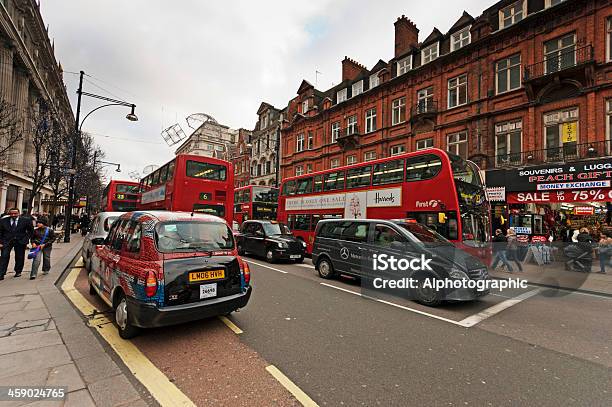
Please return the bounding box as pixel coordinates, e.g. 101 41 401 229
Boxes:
405 155 442 181
324 171 345 191
313 175 323 192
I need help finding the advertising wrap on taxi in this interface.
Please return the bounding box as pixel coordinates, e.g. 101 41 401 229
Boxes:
485 158 612 203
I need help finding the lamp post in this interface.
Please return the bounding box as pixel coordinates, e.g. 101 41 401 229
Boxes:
64 70 137 242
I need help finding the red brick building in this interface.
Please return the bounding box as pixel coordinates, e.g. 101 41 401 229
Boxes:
231 129 252 188
280 0 612 181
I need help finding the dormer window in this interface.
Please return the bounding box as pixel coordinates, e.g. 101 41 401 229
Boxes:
397 56 412 76
369 73 380 89
302 100 309 114
421 43 439 64
352 80 363 97
337 88 347 103
500 1 524 29
451 26 471 51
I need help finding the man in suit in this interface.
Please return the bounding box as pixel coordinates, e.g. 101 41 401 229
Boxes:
0 208 35 279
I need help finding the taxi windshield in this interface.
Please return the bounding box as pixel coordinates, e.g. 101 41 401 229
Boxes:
262 222 291 236
155 221 234 252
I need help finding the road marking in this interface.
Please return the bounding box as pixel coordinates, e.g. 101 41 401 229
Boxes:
295 263 315 269
218 316 243 334
62 266 196 407
458 289 540 327
245 260 288 273
320 282 468 327
265 365 319 407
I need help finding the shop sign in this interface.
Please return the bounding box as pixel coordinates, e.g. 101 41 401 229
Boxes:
486 158 612 193
513 226 532 234
486 187 506 202
531 235 548 243
507 188 612 204
574 206 594 215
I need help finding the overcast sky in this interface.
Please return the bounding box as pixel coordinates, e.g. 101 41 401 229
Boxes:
40 0 491 181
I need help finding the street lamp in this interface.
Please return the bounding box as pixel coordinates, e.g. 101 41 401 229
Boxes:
64 70 137 242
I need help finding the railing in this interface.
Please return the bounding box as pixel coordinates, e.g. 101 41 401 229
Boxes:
494 140 611 168
410 100 438 117
524 44 593 81
340 125 359 138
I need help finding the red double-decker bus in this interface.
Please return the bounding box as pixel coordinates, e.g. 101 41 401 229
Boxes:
101 180 139 212
138 154 234 225
233 185 279 225
278 149 490 258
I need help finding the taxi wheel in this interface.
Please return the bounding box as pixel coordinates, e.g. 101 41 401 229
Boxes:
317 258 335 279
414 274 442 307
88 279 96 296
266 249 276 263
115 294 140 339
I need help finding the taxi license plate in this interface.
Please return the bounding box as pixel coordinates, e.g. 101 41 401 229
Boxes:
200 283 217 299
189 269 224 282
290 255 301 259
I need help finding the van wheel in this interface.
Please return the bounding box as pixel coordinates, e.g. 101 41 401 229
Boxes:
414 274 442 307
317 258 335 279
266 250 276 263
115 294 139 339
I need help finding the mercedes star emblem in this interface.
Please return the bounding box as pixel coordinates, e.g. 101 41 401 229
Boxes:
340 247 349 260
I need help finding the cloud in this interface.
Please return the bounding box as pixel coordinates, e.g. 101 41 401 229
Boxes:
40 0 491 179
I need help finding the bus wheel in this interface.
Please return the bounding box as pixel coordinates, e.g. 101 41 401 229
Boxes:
317 258 335 279
266 250 276 263
414 274 442 307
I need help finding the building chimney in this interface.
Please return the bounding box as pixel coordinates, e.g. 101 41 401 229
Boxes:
394 15 419 58
341 56 366 82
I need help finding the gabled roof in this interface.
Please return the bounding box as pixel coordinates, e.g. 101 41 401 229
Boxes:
257 102 274 115
297 80 314 95
422 27 444 46
448 11 474 34
370 59 388 73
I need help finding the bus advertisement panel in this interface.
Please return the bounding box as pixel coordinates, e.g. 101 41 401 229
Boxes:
101 181 139 212
278 149 490 259
234 185 279 224
138 154 234 225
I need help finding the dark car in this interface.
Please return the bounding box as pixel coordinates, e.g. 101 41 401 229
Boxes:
311 219 489 306
89 211 252 338
236 220 306 263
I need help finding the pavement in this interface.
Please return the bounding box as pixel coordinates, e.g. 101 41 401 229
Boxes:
0 233 152 407
489 257 612 296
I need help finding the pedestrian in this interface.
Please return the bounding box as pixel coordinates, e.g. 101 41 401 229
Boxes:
0 208 35 280
506 228 523 272
597 232 612 274
51 214 59 230
80 213 90 236
577 227 594 272
491 229 513 272
29 217 56 280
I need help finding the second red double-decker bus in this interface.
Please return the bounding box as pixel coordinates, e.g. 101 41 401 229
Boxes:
138 154 234 225
278 148 490 258
101 180 140 212
233 185 279 224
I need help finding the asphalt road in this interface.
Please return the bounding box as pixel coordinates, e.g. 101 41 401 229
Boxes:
76 257 612 406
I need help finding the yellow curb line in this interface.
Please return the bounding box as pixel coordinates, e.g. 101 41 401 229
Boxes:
61 265 196 407
265 365 319 407
218 315 243 334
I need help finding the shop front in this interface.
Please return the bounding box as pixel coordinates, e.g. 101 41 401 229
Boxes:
486 158 612 242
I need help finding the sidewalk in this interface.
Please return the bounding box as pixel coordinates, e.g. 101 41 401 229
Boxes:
0 234 151 406
489 260 612 296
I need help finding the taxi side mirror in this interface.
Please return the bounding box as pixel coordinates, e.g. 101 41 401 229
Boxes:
91 237 105 246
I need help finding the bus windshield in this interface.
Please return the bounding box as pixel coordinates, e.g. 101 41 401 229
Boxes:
252 186 278 203
449 154 482 188
116 184 140 193
186 161 227 181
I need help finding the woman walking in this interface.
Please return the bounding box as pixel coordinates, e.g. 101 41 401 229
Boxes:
506 228 523 272
29 217 56 280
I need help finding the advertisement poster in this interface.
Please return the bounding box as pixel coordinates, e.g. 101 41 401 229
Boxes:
344 191 367 219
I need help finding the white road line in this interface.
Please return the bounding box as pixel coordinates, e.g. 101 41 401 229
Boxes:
320 282 468 327
458 289 540 327
266 365 319 407
295 263 315 269
245 260 288 273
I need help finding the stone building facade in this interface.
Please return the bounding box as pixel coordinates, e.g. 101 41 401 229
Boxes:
250 102 283 187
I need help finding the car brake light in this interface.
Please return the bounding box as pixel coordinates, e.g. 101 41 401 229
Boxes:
241 261 251 284
145 270 157 297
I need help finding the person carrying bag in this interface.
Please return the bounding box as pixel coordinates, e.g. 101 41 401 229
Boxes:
29 217 56 280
